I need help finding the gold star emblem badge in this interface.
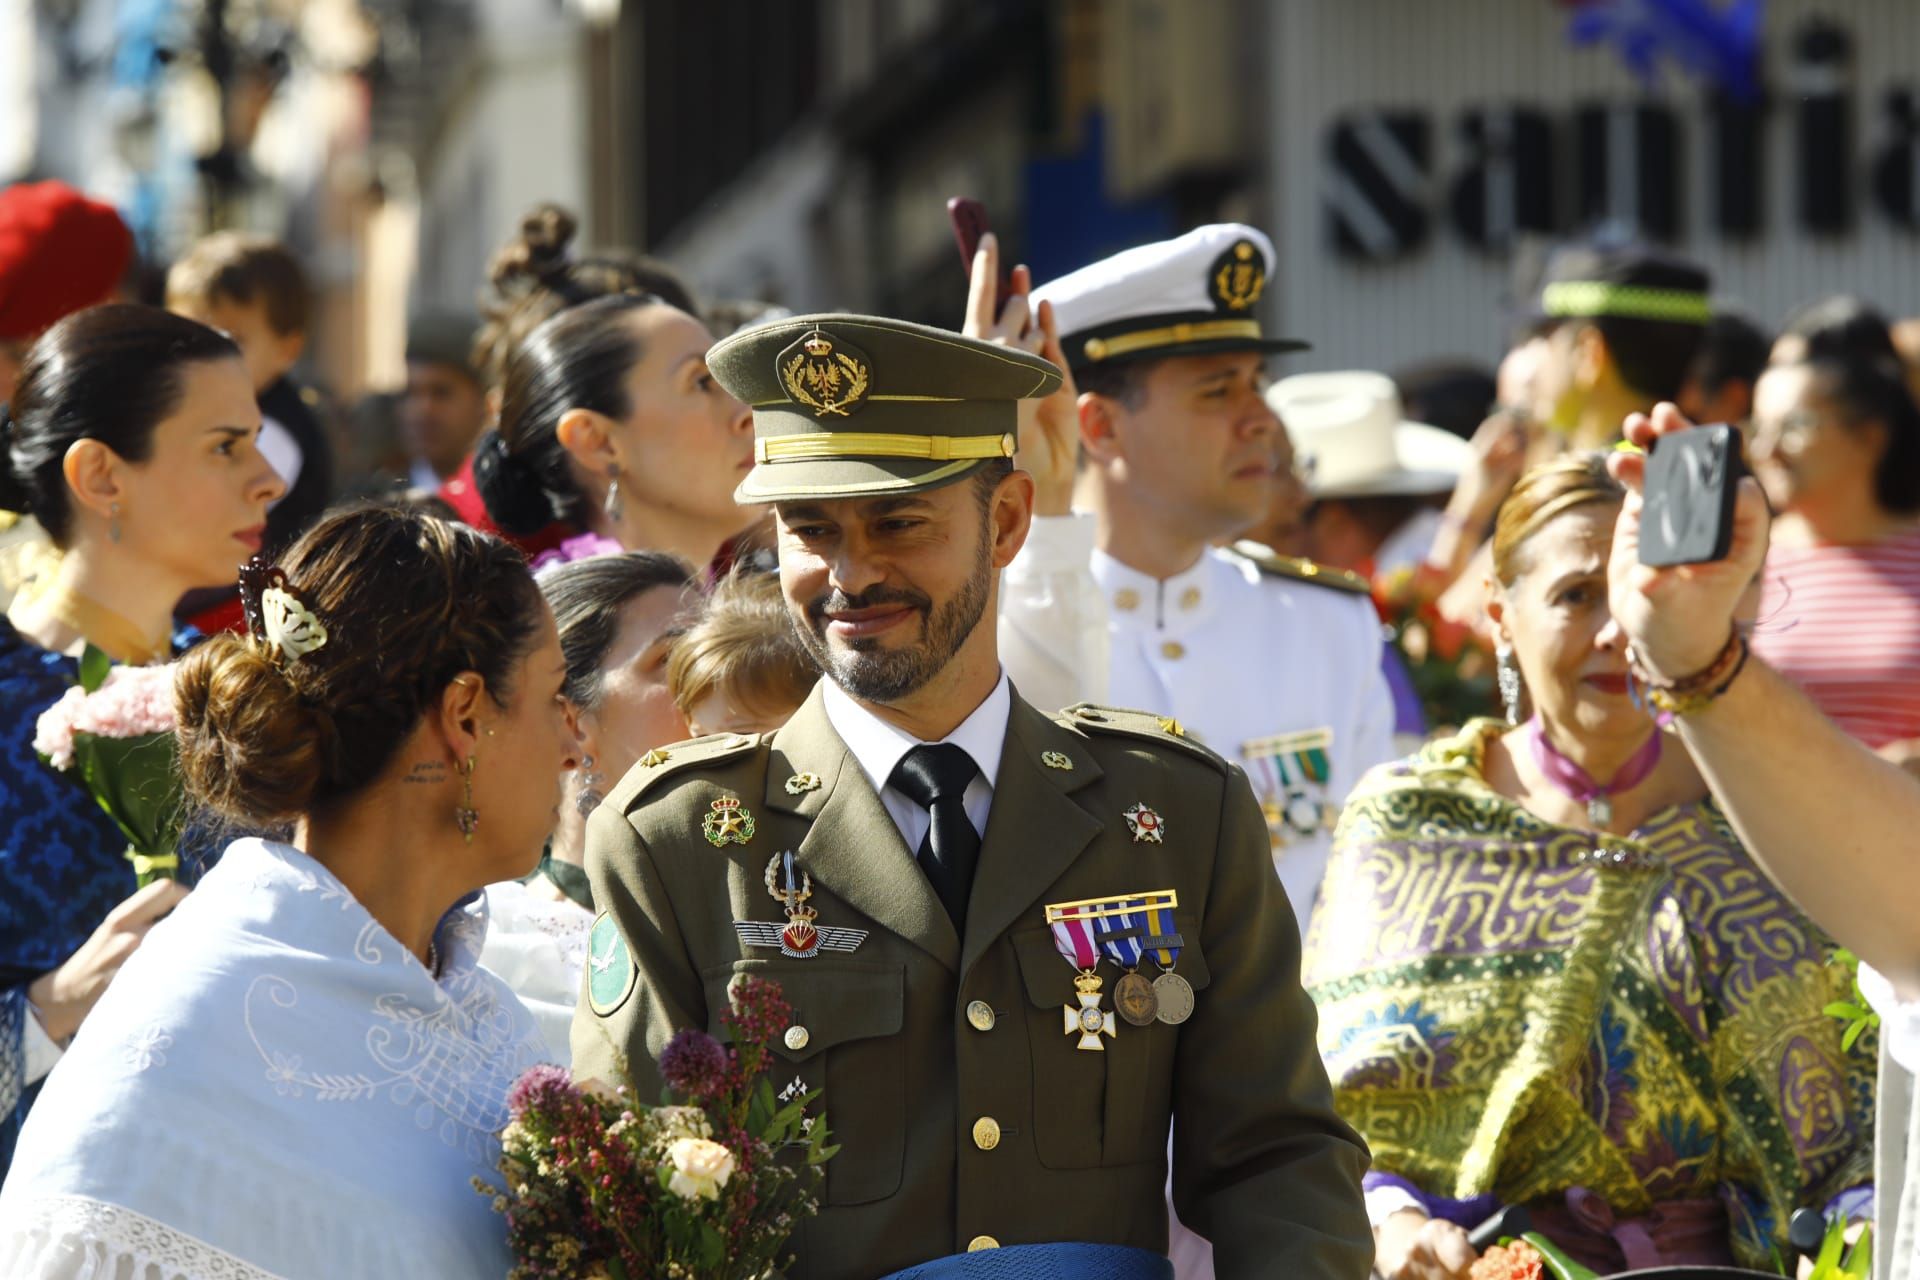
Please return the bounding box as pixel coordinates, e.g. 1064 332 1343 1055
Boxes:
640 749 671 767
702 796 756 847
785 772 822 795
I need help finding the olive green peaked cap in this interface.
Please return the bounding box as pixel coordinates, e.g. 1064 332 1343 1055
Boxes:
708 313 1062 503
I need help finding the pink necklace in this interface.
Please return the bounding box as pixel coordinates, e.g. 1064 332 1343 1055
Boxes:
1525 717 1663 828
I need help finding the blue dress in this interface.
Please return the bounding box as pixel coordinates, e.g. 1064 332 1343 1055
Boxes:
0 617 201 1173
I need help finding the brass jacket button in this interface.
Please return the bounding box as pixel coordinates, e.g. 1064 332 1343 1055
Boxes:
966 1000 995 1032
783 1025 810 1051
967 1235 1000 1252
972 1116 1001 1150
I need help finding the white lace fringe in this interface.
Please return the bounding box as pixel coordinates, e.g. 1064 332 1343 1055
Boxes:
0 1196 285 1280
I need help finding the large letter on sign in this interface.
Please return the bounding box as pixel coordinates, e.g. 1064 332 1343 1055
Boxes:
1450 107 1556 253
1326 112 1432 263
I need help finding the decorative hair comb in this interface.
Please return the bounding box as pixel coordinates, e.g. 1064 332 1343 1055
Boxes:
237 556 329 662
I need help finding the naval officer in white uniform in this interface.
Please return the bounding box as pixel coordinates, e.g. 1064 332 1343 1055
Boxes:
982 224 1397 926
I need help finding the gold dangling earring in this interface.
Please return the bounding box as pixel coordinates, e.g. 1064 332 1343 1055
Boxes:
456 755 479 843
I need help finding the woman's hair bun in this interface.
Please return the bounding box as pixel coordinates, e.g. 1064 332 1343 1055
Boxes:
471 429 558 536
174 632 336 827
489 203 578 293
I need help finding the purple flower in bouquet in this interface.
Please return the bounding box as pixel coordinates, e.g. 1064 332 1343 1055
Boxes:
33 650 185 885
660 1030 730 1103
506 1063 578 1119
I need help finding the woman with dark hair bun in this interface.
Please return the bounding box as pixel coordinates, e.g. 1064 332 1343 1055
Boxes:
472 291 758 572
436 203 702 550
1749 296 1920 754
0 303 283 1172
0 504 581 1277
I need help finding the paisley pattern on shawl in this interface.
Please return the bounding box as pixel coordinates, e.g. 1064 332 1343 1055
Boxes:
0 617 200 1171
1303 720 1875 1268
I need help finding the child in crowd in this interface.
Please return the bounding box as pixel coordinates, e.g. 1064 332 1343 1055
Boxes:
667 569 819 737
166 233 335 566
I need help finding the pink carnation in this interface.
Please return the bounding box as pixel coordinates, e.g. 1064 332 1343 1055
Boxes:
529 532 625 575
33 663 179 770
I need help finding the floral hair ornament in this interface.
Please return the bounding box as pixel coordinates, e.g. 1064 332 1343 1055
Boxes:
237 556 329 662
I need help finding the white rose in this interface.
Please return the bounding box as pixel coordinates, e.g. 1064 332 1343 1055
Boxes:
663 1136 735 1202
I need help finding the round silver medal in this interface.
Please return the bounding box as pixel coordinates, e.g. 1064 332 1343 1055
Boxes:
1152 971 1195 1025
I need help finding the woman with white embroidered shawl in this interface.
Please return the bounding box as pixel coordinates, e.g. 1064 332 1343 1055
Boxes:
0 505 582 1279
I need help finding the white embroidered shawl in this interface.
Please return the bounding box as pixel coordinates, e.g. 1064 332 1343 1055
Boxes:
0 839 547 1280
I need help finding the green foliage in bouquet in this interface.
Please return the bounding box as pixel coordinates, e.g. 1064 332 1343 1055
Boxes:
1823 949 1882 1057
33 645 185 886
481 974 836 1279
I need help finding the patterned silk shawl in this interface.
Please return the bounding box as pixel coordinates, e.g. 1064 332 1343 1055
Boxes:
1303 721 1874 1268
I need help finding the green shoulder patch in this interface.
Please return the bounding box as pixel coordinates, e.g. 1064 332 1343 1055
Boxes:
585 911 637 1017
609 732 764 810
1227 540 1372 596
1059 703 1229 773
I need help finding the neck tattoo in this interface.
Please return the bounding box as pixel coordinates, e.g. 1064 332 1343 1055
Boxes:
403 761 449 785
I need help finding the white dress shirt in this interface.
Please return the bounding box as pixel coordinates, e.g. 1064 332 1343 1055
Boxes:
821 672 1010 852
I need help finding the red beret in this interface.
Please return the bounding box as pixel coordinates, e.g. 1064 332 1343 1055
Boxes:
0 181 135 341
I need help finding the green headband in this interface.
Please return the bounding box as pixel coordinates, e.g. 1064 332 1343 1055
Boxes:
1541 281 1711 326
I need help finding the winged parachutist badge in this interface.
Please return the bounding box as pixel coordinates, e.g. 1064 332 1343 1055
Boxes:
734 851 869 959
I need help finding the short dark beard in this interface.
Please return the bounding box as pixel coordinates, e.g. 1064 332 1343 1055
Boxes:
791 527 993 704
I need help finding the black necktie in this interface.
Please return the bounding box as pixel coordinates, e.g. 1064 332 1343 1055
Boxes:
889 743 981 930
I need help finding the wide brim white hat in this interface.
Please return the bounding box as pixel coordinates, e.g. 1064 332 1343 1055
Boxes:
1268 371 1473 499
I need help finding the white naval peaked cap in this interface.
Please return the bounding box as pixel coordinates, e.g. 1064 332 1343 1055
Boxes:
1268 370 1472 499
1031 223 1308 371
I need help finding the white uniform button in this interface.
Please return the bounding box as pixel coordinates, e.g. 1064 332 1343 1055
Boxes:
968 1235 1000 1251
966 1000 996 1031
783 1025 810 1051
972 1116 1001 1150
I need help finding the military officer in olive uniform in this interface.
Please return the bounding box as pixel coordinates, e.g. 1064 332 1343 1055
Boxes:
572 314 1371 1280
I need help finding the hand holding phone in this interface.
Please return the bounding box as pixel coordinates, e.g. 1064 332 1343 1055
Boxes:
949 198 1013 320
1638 423 1745 567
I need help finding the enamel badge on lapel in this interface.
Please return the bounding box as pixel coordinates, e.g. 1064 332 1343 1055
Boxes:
1123 803 1166 844
734 851 869 959
785 772 822 795
702 795 755 846
1041 751 1074 771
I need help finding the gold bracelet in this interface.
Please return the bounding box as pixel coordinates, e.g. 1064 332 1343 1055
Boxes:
1639 634 1750 717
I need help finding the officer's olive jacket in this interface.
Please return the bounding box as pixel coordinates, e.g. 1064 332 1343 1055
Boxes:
572 683 1372 1280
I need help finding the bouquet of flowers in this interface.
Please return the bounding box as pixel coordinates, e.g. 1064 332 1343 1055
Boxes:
482 974 835 1279
32 646 185 886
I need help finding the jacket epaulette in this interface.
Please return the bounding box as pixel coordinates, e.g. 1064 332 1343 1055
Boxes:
1058 703 1230 773
1227 540 1372 596
610 732 765 810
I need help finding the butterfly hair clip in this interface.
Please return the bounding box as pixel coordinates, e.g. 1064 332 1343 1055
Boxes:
237 556 329 662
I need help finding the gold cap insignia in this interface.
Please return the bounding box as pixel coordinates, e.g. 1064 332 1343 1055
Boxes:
779 330 872 418
1209 239 1266 312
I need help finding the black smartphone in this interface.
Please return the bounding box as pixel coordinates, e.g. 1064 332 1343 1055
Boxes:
948 197 1012 319
1639 424 1744 566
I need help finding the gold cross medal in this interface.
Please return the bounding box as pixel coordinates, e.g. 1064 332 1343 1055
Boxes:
733 851 869 959
702 795 755 846
1045 897 1129 1051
